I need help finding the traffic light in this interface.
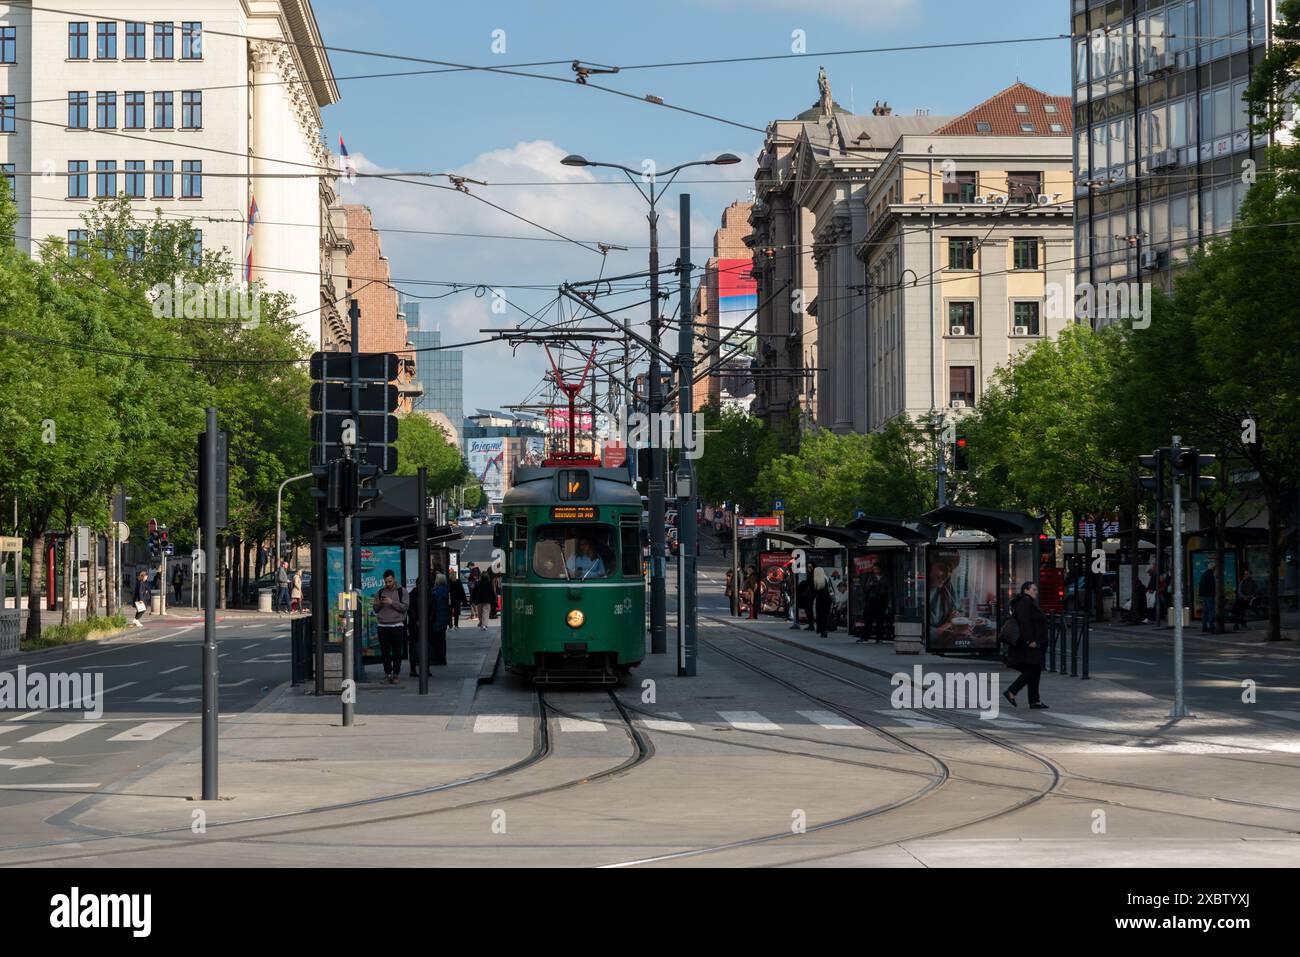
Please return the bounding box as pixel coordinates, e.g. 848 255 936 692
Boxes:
327 458 359 514
1175 447 1216 503
1138 450 1164 494
147 531 159 555
953 433 969 471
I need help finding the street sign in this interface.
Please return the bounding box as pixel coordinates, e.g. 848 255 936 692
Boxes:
309 352 399 382
0 536 21 552
773 498 785 512
854 509 866 520
115 521 129 541
164 543 175 556
191 548 204 572
311 414 398 446
310 381 398 414
147 518 158 534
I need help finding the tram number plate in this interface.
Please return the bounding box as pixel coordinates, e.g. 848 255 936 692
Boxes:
552 506 596 520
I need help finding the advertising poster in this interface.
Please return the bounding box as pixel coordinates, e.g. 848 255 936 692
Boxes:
468 438 506 504
851 553 881 633
519 435 546 468
1190 551 1237 620
758 551 792 616
327 545 405 658
927 548 999 651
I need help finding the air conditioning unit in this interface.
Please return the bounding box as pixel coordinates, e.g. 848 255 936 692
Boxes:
973 195 988 205
950 399 968 410
1150 149 1179 171
1013 325 1030 336
1034 193 1050 206
949 326 967 336
1140 249 1169 270
991 195 1007 205
1146 52 1177 77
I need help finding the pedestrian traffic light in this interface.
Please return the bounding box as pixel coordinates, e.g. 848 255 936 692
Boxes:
953 433 969 471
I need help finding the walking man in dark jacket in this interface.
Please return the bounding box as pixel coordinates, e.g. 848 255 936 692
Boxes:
1004 582 1050 710
374 569 409 684
1199 561 1217 633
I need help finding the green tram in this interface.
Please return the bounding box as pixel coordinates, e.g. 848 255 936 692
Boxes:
493 464 647 683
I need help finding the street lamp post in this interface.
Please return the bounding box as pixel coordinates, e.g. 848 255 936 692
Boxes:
276 473 312 573
560 151 739 655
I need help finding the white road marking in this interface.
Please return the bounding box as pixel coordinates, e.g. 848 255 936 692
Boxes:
472 714 518 734
1264 710 1300 724
107 722 184 742
160 666 186 675
982 713 1043 728
639 711 693 732
20 722 106 743
797 709 858 730
1110 657 1154 666
875 709 945 730
0 727 20 736
4 712 42 722
242 643 259 650
557 713 606 733
0 782 100 790
0 755 53 769
1047 712 1128 731
718 710 781 732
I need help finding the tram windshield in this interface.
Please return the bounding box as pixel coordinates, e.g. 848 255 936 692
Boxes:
532 524 617 580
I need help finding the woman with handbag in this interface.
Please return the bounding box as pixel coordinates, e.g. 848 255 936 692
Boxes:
132 570 151 627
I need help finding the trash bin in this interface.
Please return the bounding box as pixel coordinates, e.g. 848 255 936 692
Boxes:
258 588 274 613
150 594 162 614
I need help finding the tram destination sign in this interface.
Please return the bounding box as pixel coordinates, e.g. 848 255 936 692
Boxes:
551 506 597 521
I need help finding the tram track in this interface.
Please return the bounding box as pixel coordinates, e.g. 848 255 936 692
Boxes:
0 687 653 866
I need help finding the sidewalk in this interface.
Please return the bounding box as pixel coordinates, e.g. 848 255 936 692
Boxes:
59 622 507 834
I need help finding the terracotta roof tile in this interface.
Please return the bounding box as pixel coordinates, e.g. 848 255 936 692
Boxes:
935 82 1072 136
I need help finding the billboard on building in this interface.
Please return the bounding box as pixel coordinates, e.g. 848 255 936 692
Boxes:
468 437 507 503
547 409 594 431
716 259 757 407
519 435 545 468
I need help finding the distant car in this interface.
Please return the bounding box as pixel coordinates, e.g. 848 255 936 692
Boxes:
488 513 504 526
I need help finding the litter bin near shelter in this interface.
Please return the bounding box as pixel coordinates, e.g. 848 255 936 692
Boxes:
258 587 274 613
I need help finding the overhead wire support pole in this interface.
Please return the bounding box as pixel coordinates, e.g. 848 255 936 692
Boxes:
676 192 697 677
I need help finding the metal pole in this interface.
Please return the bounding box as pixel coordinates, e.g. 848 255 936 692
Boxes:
276 473 312 573
1171 434 1188 718
676 192 696 676
647 193 667 654
342 478 355 727
201 408 219 800
349 299 364 686
732 512 740 618
936 413 948 508
417 467 429 696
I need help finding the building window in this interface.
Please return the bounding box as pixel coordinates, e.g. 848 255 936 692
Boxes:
1049 123 1065 133
96 160 117 198
1012 237 1040 270
124 92 145 129
96 91 116 129
1014 103 1028 114
125 22 146 59
67 229 89 258
154 91 173 128
1 163 15 200
1013 301 1041 336
0 26 16 64
943 171 977 203
125 160 145 198
189 230 202 266
68 22 88 59
182 160 202 198
153 160 174 198
947 237 976 270
153 22 173 59
96 21 116 59
1044 103 1059 115
948 301 975 335
181 22 202 59
67 161 87 198
126 229 143 261
975 121 991 133
949 366 975 406
68 91 88 129
181 91 202 129
1020 122 1036 133
1007 171 1043 203
0 95 13 133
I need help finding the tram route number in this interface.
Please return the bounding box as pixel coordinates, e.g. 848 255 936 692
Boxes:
551 506 597 520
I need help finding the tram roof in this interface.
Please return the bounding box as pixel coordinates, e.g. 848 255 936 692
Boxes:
504 467 641 507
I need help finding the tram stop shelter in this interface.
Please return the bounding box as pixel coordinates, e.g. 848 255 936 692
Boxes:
920 506 1043 655
305 475 461 691
844 517 937 649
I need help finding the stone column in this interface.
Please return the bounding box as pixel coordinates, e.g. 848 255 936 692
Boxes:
833 211 854 432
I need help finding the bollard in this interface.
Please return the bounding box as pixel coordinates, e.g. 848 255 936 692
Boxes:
1070 612 1079 677
1082 613 1091 679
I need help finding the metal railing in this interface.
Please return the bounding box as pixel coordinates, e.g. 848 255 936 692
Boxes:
1046 611 1090 679
0 609 20 658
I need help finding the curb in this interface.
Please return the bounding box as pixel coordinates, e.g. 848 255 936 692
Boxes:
476 637 501 685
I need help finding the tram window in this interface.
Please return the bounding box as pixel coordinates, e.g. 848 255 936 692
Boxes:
620 521 641 576
532 524 617 580
511 518 528 577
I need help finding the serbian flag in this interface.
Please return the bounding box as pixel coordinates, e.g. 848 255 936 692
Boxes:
244 248 253 283
339 135 357 184
246 194 258 243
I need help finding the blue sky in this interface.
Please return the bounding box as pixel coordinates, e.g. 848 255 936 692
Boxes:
313 0 1072 415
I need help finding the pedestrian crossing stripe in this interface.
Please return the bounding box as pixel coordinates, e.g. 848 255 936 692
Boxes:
472 714 518 734
717 711 782 732
639 711 693 732
20 723 106 743
796 710 858 730
557 713 605 733
106 722 184 742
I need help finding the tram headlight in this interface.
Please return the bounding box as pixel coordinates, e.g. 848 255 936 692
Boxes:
566 609 585 628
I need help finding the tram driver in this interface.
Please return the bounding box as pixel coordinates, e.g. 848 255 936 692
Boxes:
568 536 607 580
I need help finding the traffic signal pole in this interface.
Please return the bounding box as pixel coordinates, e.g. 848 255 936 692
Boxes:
647 202 666 655
676 192 696 676
349 299 364 690
201 408 219 800
1171 435 1187 718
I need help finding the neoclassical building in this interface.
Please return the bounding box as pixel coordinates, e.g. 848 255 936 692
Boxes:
0 1 341 346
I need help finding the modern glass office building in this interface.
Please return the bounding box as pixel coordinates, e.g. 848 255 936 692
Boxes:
403 301 464 430
1070 0 1284 315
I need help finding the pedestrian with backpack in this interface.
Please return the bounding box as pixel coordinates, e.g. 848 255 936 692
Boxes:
373 569 409 684
1003 581 1050 710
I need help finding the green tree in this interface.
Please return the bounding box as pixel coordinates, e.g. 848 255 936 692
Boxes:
694 402 775 513
395 412 468 495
